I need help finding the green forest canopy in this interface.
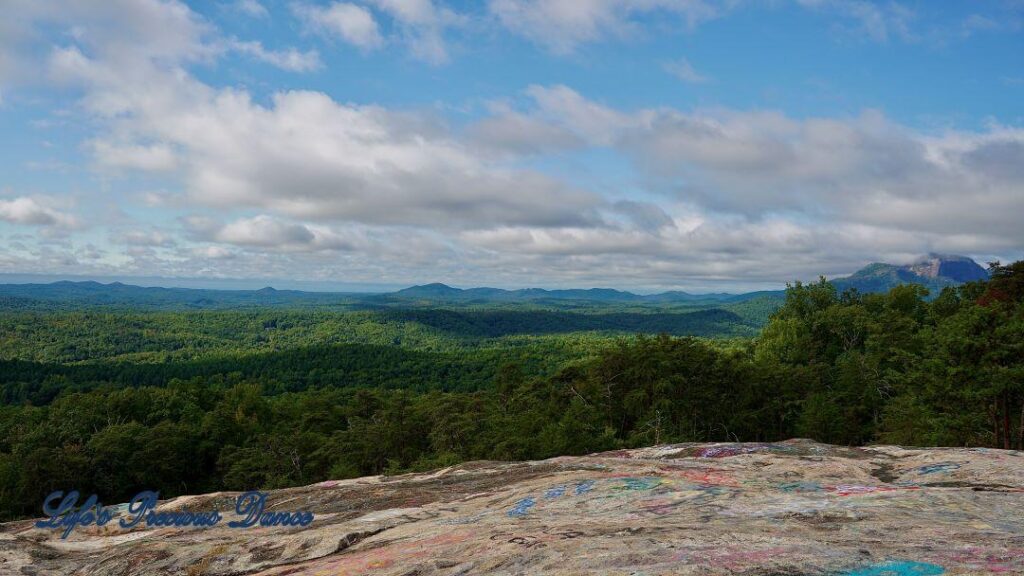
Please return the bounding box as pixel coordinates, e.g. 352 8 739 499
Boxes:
0 261 1020 520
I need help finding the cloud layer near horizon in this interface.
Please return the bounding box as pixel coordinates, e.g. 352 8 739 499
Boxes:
0 0 1021 290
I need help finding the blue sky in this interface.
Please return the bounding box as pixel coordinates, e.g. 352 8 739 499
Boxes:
1 0 1022 291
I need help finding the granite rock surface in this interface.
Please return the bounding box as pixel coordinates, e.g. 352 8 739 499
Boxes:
2 439 1023 575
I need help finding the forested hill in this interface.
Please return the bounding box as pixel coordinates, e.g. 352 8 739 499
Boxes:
375 308 750 337
0 343 501 404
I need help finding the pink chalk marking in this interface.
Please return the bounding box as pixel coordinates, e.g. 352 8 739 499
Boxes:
673 546 796 571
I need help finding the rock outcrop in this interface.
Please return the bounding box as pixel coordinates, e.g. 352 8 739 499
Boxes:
908 254 990 283
2 439 1023 575
833 254 989 295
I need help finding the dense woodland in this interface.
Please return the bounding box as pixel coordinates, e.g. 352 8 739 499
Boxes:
0 262 1021 520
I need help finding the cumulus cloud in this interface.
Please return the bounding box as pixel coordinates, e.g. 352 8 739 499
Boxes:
234 0 269 19
193 245 237 260
489 0 722 53
0 197 79 228
612 200 675 230
195 215 358 252
230 41 322 72
91 141 178 172
295 2 385 50
486 0 931 54
76 244 105 261
467 106 583 156
9 2 593 231
122 230 177 248
453 214 1010 290
363 0 464 64
2 0 1022 290
522 84 633 146
295 0 461 63
621 111 1024 239
62 57 605 228
27 5 601 233
4 0 316 91
479 85 1024 250
24 0 216 66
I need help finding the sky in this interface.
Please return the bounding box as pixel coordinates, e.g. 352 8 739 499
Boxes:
0 0 1022 292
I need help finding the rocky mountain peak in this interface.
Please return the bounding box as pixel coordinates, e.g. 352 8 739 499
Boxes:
908 253 989 282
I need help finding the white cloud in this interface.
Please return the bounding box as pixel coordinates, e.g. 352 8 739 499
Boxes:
202 215 358 252
961 14 1000 37
363 0 464 64
193 245 237 259
139 190 178 207
467 104 583 156
91 141 178 172
295 2 385 51
231 41 322 72
122 230 177 247
366 0 440 24
663 57 709 84
2 1 1022 289
4 0 314 88
41 17 602 229
26 0 217 64
296 0 462 64
63 58 604 228
487 85 1024 247
234 0 269 19
489 0 721 53
522 84 633 146
487 0 928 54
76 244 105 261
452 213 1015 290
795 0 915 42
0 197 79 228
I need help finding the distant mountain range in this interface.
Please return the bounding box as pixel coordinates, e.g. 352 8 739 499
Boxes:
0 254 990 310
394 254 989 303
392 283 752 304
0 281 349 310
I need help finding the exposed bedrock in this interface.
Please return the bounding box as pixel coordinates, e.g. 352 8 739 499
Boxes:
2 439 1023 575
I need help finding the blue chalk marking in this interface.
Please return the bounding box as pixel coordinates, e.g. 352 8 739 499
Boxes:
841 561 945 576
574 480 596 495
917 463 960 475
544 485 566 499
507 497 535 517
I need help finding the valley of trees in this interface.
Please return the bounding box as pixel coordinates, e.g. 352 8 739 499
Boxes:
0 262 1020 520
